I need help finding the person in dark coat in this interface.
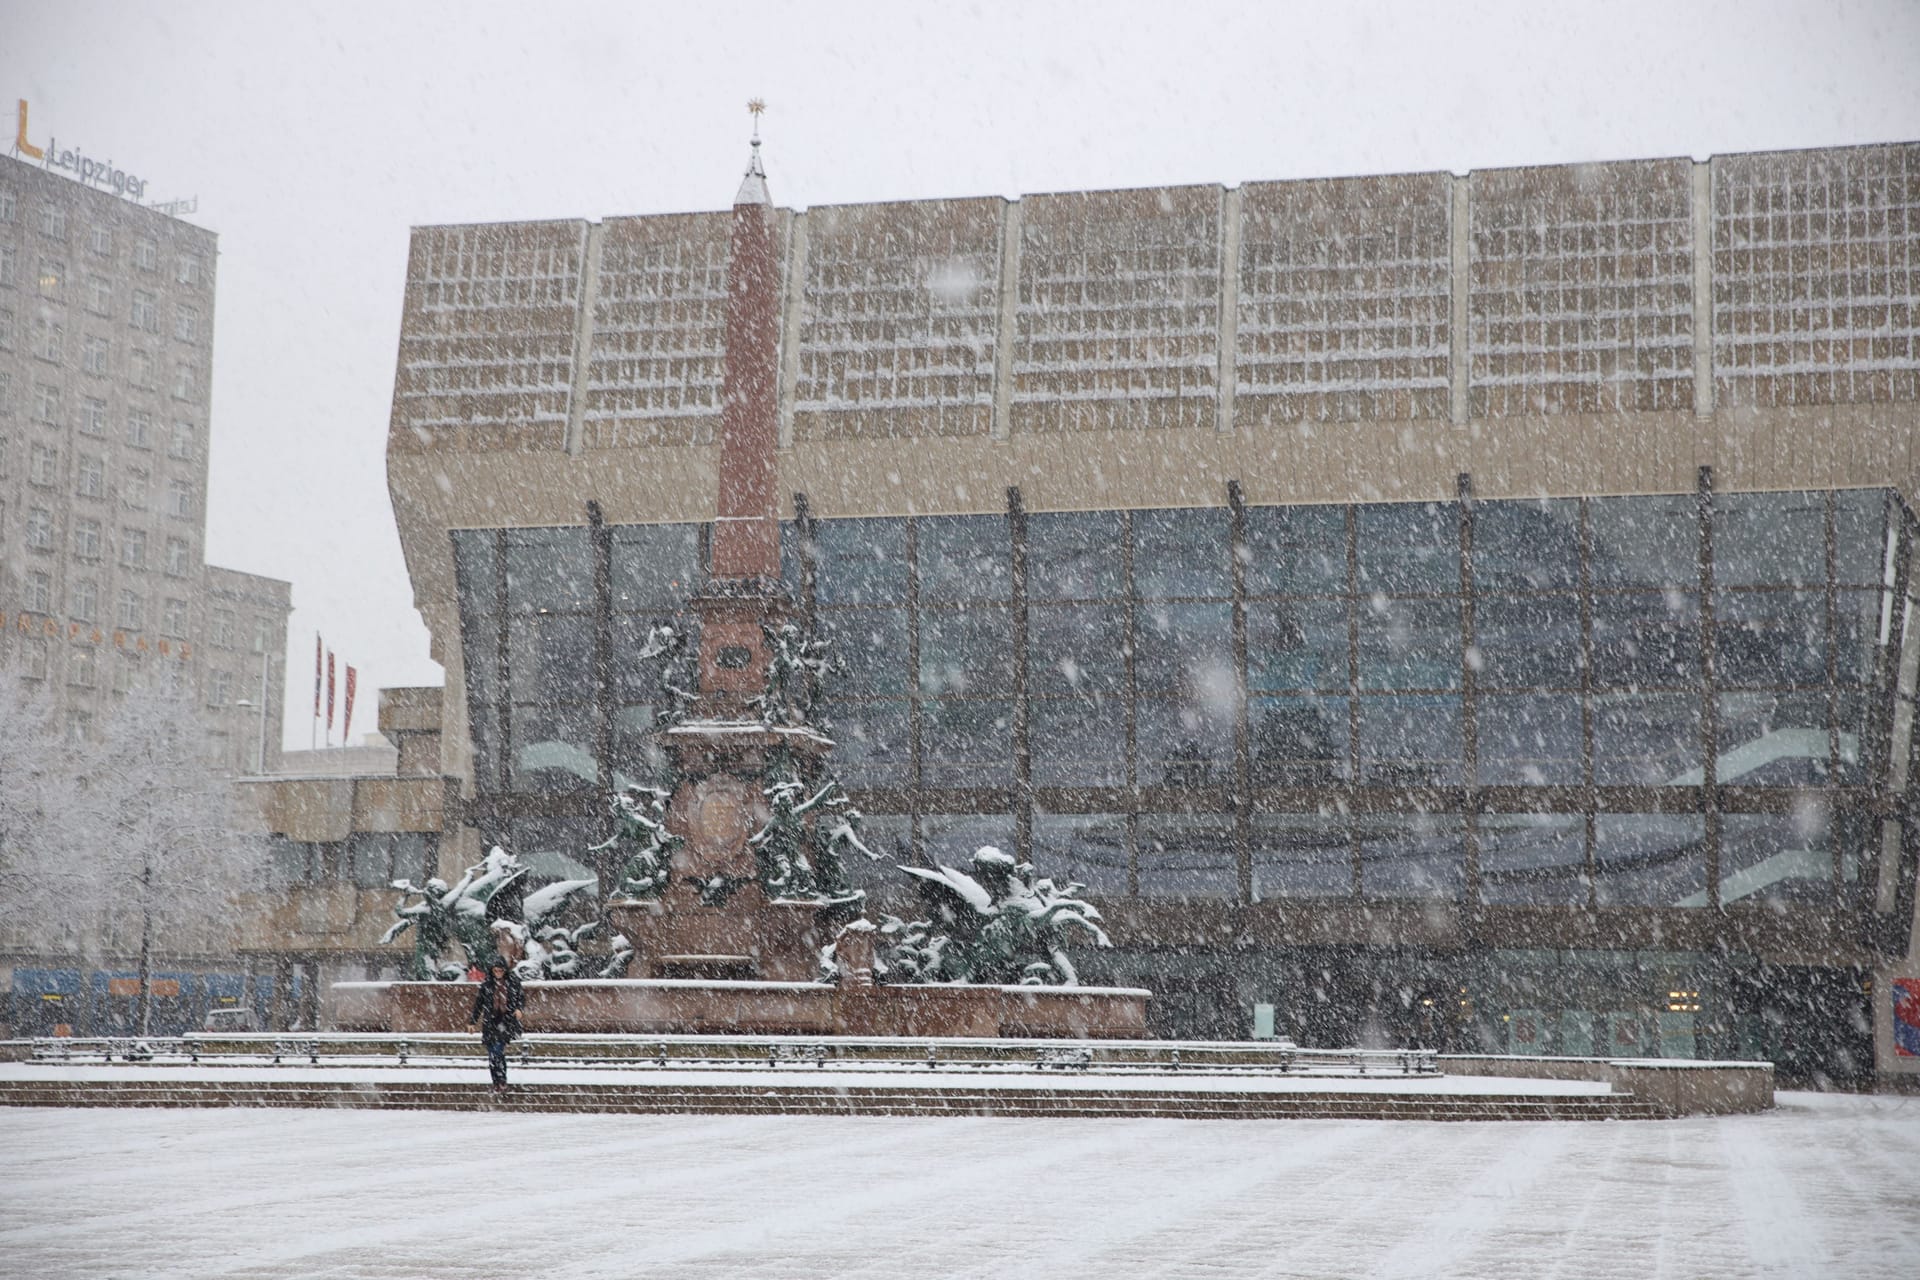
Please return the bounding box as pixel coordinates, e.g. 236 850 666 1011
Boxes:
467 961 526 1088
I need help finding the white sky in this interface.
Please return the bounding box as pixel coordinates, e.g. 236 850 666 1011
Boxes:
5 0 1917 749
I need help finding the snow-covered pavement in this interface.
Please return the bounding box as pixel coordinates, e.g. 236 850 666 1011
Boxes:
4 1091 1917 1279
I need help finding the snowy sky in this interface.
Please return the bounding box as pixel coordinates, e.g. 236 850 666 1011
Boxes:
4 1 1917 749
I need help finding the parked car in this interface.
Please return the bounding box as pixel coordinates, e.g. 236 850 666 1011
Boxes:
201 1007 261 1033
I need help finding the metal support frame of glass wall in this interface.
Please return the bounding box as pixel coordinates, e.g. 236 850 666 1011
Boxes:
447 485 1914 936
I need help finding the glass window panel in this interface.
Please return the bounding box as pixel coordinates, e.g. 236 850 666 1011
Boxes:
1593 814 1707 907
348 833 393 889
821 608 911 696
1478 813 1588 906
1356 596 1462 691
1025 511 1124 600
1356 813 1465 901
920 699 1013 787
1476 693 1583 785
1716 692 1832 786
1032 813 1131 898
1355 695 1462 785
813 517 907 605
917 515 1011 602
1132 507 1230 599
508 613 594 705
1241 504 1347 596
1252 812 1351 900
1474 595 1581 689
452 530 501 790
611 612 696 703
502 818 602 887
1136 696 1234 787
1591 693 1702 785
1247 598 1348 693
608 702 668 789
1721 810 1833 907
1028 603 1126 694
1356 501 1460 595
1249 696 1350 784
504 527 594 613
508 702 600 793
452 528 497 616
1714 591 1827 687
611 523 702 610
1834 689 1868 785
918 605 1013 694
1833 589 1880 687
922 813 1016 865
1030 696 1128 787
1137 815 1237 900
843 813 912 900
1714 491 1826 587
1833 489 1891 585
1135 602 1234 695
1590 495 1698 589
821 699 912 787
1474 499 1581 591
1590 591 1701 687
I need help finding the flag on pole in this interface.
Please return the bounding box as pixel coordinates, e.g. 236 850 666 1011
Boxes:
326 650 336 742
313 634 322 718
342 666 358 744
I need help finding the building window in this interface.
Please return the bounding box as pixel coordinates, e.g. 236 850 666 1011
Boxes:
0 307 14 350
80 396 108 435
25 508 54 550
168 478 194 519
173 305 199 342
0 189 15 222
28 443 57 486
86 275 111 314
0 245 15 286
162 597 189 637
88 226 111 256
32 383 61 425
73 517 102 559
131 289 157 332
176 254 204 286
39 204 66 239
124 469 149 510
69 647 96 688
133 238 158 271
25 569 53 612
0 371 10 412
172 363 196 400
22 637 48 679
81 336 110 375
251 618 271 654
206 669 233 708
168 423 194 460
71 578 98 622
129 348 153 388
211 609 236 648
117 588 144 630
120 527 147 569
37 258 65 299
112 652 139 695
33 317 63 363
164 536 191 577
126 408 153 447
76 453 105 498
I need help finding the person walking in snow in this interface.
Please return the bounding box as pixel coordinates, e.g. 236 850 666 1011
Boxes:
467 960 525 1089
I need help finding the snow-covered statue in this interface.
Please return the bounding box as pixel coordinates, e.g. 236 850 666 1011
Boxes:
750 762 877 906
827 846 1109 987
638 623 697 727
382 846 597 980
754 620 828 727
593 784 683 902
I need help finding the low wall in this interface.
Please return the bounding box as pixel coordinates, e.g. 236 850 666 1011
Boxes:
330 979 1151 1040
1441 1055 1774 1116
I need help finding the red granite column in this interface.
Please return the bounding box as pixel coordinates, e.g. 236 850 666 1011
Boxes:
711 140 781 584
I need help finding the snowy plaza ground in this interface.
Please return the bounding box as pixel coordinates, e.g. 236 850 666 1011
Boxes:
3 1092 1918 1279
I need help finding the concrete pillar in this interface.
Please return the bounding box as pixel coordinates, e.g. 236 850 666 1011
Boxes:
564 220 604 455
991 200 1024 440
1216 186 1243 435
1692 160 1715 418
1449 174 1472 426
777 210 810 450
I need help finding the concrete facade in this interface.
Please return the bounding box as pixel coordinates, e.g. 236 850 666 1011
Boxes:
0 154 291 774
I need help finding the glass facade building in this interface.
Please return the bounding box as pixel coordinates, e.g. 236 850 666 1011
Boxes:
448 484 1918 1069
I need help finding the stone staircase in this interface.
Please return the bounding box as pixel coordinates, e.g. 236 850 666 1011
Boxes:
0 1077 1664 1121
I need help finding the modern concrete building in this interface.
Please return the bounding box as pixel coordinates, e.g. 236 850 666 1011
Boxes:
0 153 290 775
366 139 1920 1084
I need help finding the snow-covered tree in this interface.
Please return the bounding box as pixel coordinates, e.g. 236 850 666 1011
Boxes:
0 672 267 979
